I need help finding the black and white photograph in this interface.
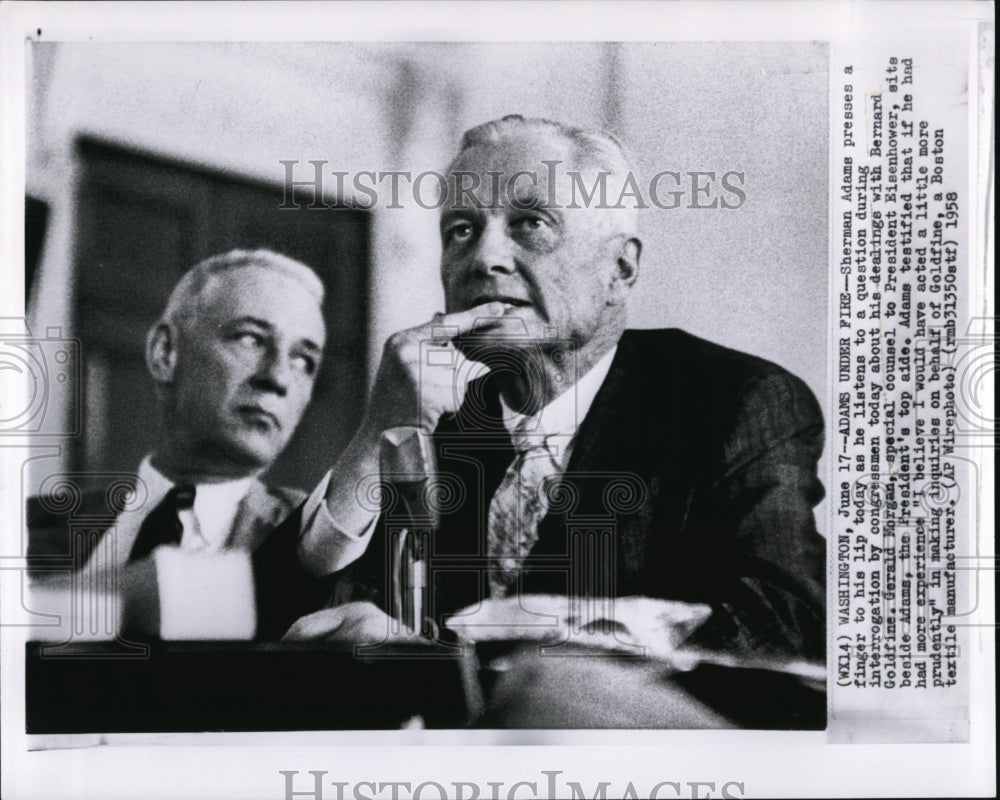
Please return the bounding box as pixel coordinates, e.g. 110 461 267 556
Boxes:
1 2 993 799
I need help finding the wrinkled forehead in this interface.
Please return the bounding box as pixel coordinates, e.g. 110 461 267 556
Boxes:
195 265 326 343
444 131 606 211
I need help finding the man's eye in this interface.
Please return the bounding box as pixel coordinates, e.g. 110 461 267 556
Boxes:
512 216 546 232
292 354 317 376
444 223 474 244
235 332 264 348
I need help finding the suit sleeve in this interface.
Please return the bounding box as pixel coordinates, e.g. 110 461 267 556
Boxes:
682 370 826 662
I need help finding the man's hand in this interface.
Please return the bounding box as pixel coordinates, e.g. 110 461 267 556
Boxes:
313 302 510 539
281 601 419 644
364 301 510 436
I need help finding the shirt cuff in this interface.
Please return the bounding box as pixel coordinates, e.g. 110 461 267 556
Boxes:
153 548 256 639
297 469 379 577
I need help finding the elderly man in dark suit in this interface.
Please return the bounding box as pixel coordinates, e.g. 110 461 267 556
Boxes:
29 249 326 638
259 115 825 665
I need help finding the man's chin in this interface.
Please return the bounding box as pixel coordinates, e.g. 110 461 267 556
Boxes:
213 432 283 475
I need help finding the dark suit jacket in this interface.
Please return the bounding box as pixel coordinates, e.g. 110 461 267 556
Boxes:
258 329 826 661
27 475 305 576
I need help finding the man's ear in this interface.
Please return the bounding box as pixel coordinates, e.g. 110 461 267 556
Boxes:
146 321 178 385
608 236 641 303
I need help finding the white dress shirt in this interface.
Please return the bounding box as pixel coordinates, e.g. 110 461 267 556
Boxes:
79 457 258 639
84 456 254 568
496 345 617 470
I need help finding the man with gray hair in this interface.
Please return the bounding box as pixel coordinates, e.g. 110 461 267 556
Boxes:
31 248 327 638
264 114 825 669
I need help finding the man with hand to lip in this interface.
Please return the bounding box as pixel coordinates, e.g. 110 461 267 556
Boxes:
266 115 825 667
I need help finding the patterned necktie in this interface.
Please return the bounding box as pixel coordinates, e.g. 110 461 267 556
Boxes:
128 484 196 562
487 421 562 598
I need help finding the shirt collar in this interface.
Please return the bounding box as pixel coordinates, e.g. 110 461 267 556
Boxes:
498 345 618 444
138 455 255 538
136 455 176 509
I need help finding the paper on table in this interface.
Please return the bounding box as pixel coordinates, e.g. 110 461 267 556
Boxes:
445 594 712 660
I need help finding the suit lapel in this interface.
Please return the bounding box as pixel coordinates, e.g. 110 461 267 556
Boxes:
225 480 290 552
565 335 642 476
519 338 640 595
68 475 294 575
523 333 689 596
430 334 690 608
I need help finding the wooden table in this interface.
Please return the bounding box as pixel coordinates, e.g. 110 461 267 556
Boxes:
26 640 825 733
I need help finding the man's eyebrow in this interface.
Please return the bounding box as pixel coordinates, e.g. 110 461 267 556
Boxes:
228 316 274 330
507 187 562 218
229 317 323 352
439 209 478 229
512 199 563 225
295 337 324 354
509 192 543 210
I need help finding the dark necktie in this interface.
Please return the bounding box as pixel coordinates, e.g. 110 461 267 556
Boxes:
128 484 196 562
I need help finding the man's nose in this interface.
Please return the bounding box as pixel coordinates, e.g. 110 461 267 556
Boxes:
250 347 290 396
471 218 516 275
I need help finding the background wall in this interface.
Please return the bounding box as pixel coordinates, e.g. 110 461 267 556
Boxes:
26 41 829 501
